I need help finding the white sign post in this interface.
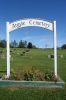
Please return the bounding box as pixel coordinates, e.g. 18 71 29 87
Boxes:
54 21 57 77
6 18 57 78
6 22 10 78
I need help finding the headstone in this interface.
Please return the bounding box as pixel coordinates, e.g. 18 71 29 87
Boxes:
48 55 51 58
61 55 63 58
48 54 54 58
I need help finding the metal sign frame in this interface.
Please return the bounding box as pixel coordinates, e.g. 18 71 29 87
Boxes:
6 18 57 78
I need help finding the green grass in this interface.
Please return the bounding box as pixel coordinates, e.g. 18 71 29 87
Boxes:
0 48 54 74
0 87 66 100
0 48 66 100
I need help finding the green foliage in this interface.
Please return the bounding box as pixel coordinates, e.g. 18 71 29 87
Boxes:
61 44 66 49
10 40 18 48
9 69 23 80
24 71 33 81
0 40 6 48
9 69 17 80
44 71 58 82
18 40 25 48
34 69 44 81
27 42 33 48
8 67 57 81
0 39 36 49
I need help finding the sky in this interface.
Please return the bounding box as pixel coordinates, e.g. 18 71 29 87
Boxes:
0 0 66 48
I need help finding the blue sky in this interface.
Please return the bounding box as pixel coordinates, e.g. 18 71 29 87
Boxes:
0 0 66 48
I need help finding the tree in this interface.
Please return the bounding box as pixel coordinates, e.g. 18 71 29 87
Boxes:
10 40 18 48
0 41 1 47
27 42 33 48
61 44 66 49
18 40 25 48
13 40 18 48
23 41 27 48
0 40 6 48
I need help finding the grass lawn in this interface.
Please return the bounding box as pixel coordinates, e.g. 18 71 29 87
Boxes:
0 48 66 100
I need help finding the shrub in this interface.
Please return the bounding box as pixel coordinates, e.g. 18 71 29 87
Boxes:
34 69 44 81
24 71 33 81
44 71 58 82
23 67 44 81
5 67 58 82
9 69 17 80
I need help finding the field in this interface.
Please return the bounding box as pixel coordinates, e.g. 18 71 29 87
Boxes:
0 48 66 100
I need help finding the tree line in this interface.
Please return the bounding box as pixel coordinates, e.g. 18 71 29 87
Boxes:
0 39 66 49
0 40 36 49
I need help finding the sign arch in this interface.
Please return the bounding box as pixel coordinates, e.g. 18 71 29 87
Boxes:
6 18 57 78
9 19 53 32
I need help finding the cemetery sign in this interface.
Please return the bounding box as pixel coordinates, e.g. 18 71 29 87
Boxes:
6 18 57 78
9 19 53 32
